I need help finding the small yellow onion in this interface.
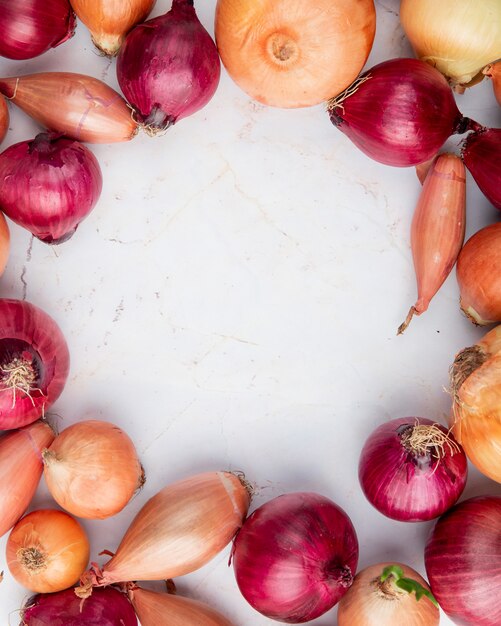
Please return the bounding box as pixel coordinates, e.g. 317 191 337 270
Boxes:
484 61 501 106
42 419 144 520
215 0 376 108
127 585 234 626
78 471 251 592
70 0 157 56
0 420 55 538
450 325 501 483
400 0 501 87
6 509 90 593
0 210 10 275
0 94 8 144
337 563 439 626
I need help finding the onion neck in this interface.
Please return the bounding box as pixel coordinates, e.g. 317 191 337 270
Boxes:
398 422 459 465
450 344 487 398
327 564 353 588
377 565 438 607
454 116 484 135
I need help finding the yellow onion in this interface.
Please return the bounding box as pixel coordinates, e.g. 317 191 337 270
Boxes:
70 0 157 56
450 325 501 483
78 471 251 592
338 563 439 626
483 61 501 106
0 420 54 538
42 419 144 520
7 508 90 593
0 210 9 275
127 584 234 626
0 94 8 144
400 0 501 87
215 0 376 108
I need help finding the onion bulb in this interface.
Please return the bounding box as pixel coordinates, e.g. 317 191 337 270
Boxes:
338 563 439 626
449 325 501 482
483 62 501 105
70 0 156 56
127 584 234 626
7 509 90 593
462 128 501 210
215 0 376 108
0 211 9 276
400 0 501 88
43 419 144 519
456 223 501 325
0 94 8 144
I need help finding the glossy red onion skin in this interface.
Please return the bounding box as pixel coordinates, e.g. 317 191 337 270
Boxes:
359 417 467 522
232 492 359 623
116 0 220 131
0 0 75 61
425 496 501 626
462 128 501 210
0 299 69 430
0 133 102 244
21 586 138 625
329 58 472 167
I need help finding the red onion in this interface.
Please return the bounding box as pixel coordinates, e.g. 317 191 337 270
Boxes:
462 127 501 210
0 133 102 244
232 492 359 623
425 496 501 626
0 299 69 430
117 0 221 133
359 417 467 522
21 586 138 625
328 58 478 167
0 0 75 60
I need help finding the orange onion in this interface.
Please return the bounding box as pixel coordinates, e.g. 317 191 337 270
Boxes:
0 72 138 143
0 94 8 144
43 419 144 519
0 211 9 275
456 223 501 325
398 154 466 333
214 0 376 108
127 584 234 626
483 62 501 105
0 420 55 538
450 325 501 483
337 563 439 626
70 0 156 56
7 509 90 593
78 471 251 592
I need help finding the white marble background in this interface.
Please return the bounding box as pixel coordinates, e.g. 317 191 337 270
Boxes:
0 1 500 624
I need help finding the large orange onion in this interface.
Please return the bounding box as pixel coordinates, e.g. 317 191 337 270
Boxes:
0 211 9 275
214 0 376 108
450 325 501 483
70 0 157 56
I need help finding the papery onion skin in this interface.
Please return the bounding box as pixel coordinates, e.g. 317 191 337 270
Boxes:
117 0 221 132
0 420 55 538
0 211 9 275
43 419 144 519
484 62 501 106
450 326 501 483
215 0 376 109
70 0 156 56
7 509 90 593
82 471 251 586
0 73 138 144
21 586 138 625
337 562 439 626
0 94 8 144
128 585 234 626
400 0 501 87
425 496 501 626
232 492 359 623
462 128 501 210
0 299 70 430
456 223 501 325
328 58 475 167
0 133 103 244
359 417 467 522
0 0 75 61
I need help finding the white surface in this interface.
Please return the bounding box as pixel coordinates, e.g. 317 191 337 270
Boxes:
0 1 500 624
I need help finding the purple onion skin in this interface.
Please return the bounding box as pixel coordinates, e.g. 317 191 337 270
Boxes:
462 128 501 210
232 492 359 623
425 496 501 626
117 0 221 131
0 133 102 244
20 586 138 625
0 0 75 60
359 417 467 522
329 58 474 167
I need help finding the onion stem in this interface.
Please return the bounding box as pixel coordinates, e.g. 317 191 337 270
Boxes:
380 565 438 607
400 423 460 459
